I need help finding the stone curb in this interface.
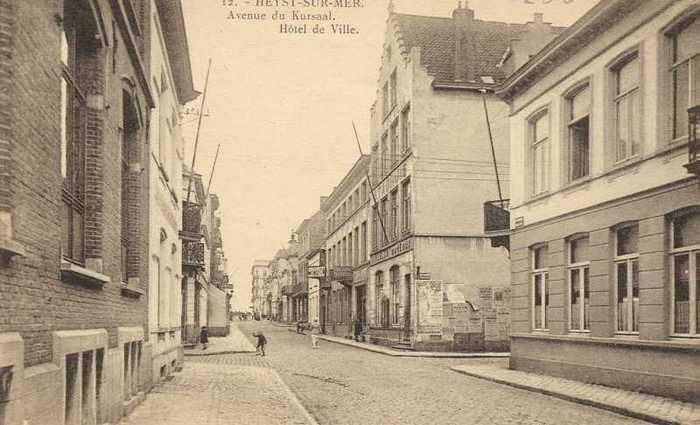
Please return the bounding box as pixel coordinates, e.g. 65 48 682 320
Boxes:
449 366 689 425
315 335 510 358
183 349 256 357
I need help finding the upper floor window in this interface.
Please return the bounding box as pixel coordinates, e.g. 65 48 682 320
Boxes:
529 110 549 196
568 236 590 331
566 84 591 181
381 133 388 178
361 181 368 203
61 1 97 264
401 105 411 153
402 179 412 233
390 70 398 109
613 54 640 162
531 245 550 330
361 221 368 261
389 189 398 241
390 119 399 167
382 82 389 117
669 15 700 140
614 224 639 333
670 211 700 336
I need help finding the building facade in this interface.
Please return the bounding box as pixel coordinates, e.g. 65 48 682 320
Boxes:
497 0 700 402
181 170 210 345
323 156 372 337
0 0 164 423
206 194 231 336
364 4 559 351
292 204 326 323
250 260 269 318
147 0 199 387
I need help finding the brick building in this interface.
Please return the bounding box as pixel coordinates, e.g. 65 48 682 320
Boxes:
364 3 560 351
0 0 170 423
497 0 700 403
250 260 269 318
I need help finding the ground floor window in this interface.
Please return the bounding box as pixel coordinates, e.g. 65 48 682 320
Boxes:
532 245 549 330
670 211 700 336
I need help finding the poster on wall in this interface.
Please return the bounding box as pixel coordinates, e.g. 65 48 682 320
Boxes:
416 280 443 334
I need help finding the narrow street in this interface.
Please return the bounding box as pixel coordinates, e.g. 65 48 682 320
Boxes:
122 322 650 425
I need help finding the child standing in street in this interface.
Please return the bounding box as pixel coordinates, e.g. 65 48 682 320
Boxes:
254 332 267 356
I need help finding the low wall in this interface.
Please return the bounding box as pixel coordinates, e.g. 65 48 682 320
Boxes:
510 334 700 403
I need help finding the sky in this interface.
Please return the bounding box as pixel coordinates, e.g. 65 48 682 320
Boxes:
180 0 599 311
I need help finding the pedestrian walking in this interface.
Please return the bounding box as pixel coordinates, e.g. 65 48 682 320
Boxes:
199 326 209 350
310 325 320 349
254 332 267 356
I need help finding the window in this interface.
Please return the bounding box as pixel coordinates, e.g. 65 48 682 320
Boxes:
353 228 359 266
390 266 400 325
390 70 397 109
530 111 549 196
382 81 389 117
568 236 590 331
401 105 411 153
361 222 367 261
669 16 700 139
670 211 700 335
361 181 368 203
390 189 398 241
613 54 641 161
372 206 378 250
615 225 639 333
375 272 384 326
532 245 550 330
61 2 90 264
380 197 388 246
402 179 411 232
347 234 353 267
390 119 399 167
567 84 590 181
354 188 360 209
381 133 388 178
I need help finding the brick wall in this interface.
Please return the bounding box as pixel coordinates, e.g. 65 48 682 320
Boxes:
0 0 150 368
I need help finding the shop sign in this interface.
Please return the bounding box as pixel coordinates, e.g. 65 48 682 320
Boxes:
371 237 413 264
308 266 326 278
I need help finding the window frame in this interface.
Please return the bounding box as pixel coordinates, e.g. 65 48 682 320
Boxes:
390 266 400 325
528 108 550 197
611 51 642 163
564 82 591 182
613 223 640 334
531 244 550 331
567 235 591 332
667 15 700 141
400 104 411 153
669 213 700 337
401 178 411 233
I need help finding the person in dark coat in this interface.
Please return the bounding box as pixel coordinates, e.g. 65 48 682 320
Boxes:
254 332 267 356
353 319 363 341
200 326 209 350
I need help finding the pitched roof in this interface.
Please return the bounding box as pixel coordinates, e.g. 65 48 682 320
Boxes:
394 12 563 85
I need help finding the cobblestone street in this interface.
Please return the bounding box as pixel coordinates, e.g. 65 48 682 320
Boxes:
126 322 652 425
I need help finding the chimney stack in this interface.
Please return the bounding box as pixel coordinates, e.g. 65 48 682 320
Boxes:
533 12 544 23
453 1 475 82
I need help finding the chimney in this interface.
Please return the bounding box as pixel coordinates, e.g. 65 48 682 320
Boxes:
533 12 543 23
453 1 475 82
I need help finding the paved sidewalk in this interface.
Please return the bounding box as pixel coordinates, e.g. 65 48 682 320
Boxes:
451 364 700 425
316 334 510 358
120 362 318 425
184 323 256 356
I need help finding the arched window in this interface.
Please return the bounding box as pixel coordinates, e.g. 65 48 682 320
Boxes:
390 266 400 325
375 271 383 326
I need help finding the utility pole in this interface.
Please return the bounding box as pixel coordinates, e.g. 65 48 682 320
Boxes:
185 58 212 206
352 121 389 245
479 87 504 205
